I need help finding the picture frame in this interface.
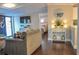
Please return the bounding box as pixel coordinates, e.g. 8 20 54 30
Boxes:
20 17 24 23
20 16 31 23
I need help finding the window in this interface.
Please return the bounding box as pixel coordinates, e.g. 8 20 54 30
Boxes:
5 17 12 36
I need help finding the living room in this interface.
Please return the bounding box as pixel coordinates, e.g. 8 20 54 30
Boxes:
0 3 78 55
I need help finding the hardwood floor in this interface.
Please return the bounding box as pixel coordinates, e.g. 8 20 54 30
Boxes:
32 33 76 55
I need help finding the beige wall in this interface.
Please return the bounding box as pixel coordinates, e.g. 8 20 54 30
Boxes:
48 4 73 28
73 7 78 19
48 4 73 40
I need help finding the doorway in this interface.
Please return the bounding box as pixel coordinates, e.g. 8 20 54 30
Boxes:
39 13 48 38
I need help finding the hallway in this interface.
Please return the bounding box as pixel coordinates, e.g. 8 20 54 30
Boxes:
32 33 76 55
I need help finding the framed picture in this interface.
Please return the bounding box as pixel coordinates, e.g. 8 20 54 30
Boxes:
20 16 31 23
20 17 24 23
25 16 31 23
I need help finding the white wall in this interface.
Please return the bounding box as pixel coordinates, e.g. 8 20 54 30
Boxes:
12 13 40 34
30 14 40 29
13 16 20 33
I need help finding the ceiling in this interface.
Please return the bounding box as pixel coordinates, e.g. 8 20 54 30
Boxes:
0 3 76 16
48 3 76 5
0 3 47 16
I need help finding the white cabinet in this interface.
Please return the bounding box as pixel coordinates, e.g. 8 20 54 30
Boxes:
52 32 66 42
49 28 66 42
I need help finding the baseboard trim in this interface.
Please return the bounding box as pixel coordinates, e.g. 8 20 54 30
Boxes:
53 41 65 43
53 40 70 43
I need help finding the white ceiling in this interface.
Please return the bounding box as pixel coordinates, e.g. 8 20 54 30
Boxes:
0 3 47 16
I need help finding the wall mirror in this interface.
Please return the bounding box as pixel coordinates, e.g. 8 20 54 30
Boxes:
54 8 64 19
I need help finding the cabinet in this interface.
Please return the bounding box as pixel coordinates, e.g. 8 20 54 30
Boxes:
49 28 66 42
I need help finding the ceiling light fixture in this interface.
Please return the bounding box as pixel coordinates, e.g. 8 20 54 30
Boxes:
2 3 16 8
41 19 44 23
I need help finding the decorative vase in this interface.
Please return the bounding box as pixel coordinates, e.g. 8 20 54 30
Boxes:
52 34 57 40
61 35 65 40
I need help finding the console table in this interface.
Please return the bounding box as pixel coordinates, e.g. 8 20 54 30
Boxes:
49 28 66 42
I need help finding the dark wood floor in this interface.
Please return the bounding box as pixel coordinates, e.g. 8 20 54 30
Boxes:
32 33 76 55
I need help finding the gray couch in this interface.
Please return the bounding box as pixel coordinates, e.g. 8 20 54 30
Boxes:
4 32 27 55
